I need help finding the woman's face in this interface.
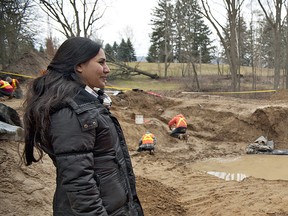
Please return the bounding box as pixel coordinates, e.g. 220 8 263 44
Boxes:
76 48 110 89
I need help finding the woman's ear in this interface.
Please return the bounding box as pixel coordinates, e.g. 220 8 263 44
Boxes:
76 64 82 73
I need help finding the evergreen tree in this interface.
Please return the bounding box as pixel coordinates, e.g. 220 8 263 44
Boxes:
105 39 137 62
174 0 214 63
104 43 115 61
235 16 250 66
126 38 137 61
258 18 274 68
222 16 258 66
147 32 162 62
146 45 158 62
148 0 174 63
221 16 250 66
112 42 119 59
148 0 214 63
118 39 130 62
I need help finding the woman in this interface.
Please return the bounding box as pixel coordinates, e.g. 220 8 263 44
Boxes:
22 37 144 216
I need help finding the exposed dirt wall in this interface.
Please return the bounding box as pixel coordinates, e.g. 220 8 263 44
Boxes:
2 90 288 215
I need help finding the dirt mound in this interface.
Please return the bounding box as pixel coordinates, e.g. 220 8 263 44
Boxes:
269 89 288 100
2 90 288 215
137 177 187 216
111 90 177 118
4 51 51 76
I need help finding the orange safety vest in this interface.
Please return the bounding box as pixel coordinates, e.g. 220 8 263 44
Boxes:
141 133 155 145
0 80 13 91
11 79 18 89
176 117 187 127
168 115 187 128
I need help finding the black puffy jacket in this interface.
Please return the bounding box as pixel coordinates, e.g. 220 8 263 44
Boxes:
48 88 143 216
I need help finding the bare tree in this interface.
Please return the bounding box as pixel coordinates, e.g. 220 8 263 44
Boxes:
257 0 285 89
162 0 174 77
247 2 259 91
283 4 288 88
199 0 244 91
39 0 160 79
39 0 106 38
150 0 174 77
0 0 35 68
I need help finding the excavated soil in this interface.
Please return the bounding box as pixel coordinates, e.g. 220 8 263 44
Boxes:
2 89 288 216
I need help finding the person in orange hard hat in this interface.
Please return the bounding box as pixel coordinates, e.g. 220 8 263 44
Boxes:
0 79 14 98
137 131 156 154
168 114 188 139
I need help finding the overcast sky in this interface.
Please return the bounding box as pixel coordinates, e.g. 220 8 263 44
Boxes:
37 0 223 57
98 0 158 57
97 0 225 57
34 0 157 57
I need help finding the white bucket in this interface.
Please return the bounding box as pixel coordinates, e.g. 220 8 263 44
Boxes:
135 114 144 124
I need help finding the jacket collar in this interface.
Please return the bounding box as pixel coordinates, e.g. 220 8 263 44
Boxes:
68 88 103 114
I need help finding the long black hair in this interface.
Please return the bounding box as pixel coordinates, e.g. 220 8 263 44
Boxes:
23 37 102 165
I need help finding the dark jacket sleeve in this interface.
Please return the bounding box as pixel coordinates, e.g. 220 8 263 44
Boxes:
50 108 108 216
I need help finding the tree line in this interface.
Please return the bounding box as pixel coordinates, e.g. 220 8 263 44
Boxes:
104 38 137 62
147 0 288 91
1 0 288 91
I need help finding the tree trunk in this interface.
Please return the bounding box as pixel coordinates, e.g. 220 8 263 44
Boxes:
192 62 200 91
111 61 159 79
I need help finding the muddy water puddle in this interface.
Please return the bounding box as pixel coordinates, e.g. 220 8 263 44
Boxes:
193 154 288 181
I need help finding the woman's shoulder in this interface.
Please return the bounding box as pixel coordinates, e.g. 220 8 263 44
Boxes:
50 101 71 114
